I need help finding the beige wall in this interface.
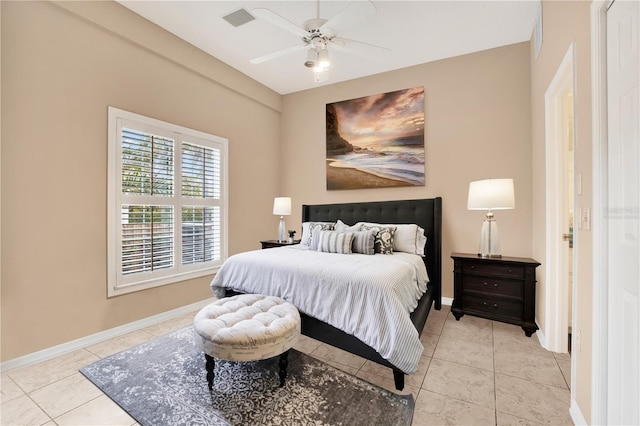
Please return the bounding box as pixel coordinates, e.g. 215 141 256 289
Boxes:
1 1 282 361
281 42 534 302
530 1 593 422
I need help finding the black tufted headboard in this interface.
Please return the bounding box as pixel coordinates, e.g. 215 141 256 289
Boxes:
302 197 442 309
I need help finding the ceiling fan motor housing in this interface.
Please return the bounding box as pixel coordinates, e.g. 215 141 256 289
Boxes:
302 18 330 68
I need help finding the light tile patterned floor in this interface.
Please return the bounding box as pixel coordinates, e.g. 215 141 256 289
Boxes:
1 307 573 425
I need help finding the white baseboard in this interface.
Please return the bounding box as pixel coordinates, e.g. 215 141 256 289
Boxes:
535 319 546 348
0 298 216 373
570 397 588 425
441 296 453 306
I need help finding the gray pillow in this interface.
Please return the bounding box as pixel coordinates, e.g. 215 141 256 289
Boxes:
352 230 376 255
316 231 354 254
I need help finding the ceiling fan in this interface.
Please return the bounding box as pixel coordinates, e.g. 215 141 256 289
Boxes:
250 0 390 76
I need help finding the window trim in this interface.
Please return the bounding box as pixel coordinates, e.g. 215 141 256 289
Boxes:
107 107 228 297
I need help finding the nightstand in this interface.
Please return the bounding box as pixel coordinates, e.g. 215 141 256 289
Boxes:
451 253 540 336
260 240 300 249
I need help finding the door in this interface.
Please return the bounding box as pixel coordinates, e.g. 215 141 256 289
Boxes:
607 0 639 423
565 94 574 349
544 45 574 353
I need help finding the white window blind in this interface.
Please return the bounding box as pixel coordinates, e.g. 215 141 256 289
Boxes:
121 129 174 196
182 143 220 199
108 107 228 297
121 205 174 275
182 206 220 265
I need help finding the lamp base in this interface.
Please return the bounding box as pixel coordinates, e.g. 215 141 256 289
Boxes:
478 253 503 258
277 216 286 243
478 218 501 258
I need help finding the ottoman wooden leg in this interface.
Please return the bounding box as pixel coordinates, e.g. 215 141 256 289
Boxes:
278 350 290 387
205 354 215 390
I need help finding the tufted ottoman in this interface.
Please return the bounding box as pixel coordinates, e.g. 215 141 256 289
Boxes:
193 294 301 390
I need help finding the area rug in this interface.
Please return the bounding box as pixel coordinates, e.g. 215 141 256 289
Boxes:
80 326 414 426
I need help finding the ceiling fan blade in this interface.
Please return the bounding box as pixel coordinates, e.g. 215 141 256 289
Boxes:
330 37 391 60
250 43 307 64
320 1 376 37
252 8 310 39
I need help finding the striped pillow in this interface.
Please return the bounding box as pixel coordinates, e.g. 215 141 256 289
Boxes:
316 231 354 254
352 230 376 255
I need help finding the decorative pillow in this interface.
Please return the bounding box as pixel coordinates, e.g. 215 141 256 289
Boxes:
309 225 332 250
301 222 334 246
360 224 396 254
351 230 376 255
334 219 361 233
316 231 354 254
358 222 425 255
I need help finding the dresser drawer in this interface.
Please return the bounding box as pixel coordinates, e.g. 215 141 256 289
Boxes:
462 261 524 279
465 295 523 321
463 275 523 299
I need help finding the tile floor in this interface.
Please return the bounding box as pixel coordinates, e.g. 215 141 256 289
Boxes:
1 306 573 425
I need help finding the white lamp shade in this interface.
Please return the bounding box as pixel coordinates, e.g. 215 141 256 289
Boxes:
273 197 292 216
467 179 515 210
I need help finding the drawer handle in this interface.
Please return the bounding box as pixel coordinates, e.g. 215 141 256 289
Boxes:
508 269 513 273
483 302 499 308
470 265 475 269
483 282 499 287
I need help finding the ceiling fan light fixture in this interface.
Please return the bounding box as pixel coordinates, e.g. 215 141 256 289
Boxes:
304 48 317 68
317 47 330 69
313 66 329 83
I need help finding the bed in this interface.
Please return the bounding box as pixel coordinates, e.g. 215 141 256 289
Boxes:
211 197 442 390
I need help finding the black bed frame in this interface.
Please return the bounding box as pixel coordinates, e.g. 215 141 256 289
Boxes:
228 197 442 391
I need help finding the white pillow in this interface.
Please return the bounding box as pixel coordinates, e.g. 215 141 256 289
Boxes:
300 222 334 246
316 231 354 254
357 222 425 255
334 219 361 233
417 226 427 256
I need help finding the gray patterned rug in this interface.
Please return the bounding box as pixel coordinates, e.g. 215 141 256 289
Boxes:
80 326 414 426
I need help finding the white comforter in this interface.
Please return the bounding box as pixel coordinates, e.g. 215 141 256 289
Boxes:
209 244 429 374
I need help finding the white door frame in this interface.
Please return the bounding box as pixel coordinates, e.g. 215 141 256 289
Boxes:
590 1 611 424
544 43 576 354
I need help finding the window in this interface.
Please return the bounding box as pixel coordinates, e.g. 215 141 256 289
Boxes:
108 107 228 297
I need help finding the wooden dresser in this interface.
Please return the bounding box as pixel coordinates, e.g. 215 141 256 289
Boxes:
451 253 540 336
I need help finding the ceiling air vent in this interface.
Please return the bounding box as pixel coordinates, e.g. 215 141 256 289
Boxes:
222 8 255 27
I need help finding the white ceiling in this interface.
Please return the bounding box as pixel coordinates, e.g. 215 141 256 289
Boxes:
117 1 540 95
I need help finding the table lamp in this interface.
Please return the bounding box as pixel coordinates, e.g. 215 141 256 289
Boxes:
273 197 292 242
467 178 515 258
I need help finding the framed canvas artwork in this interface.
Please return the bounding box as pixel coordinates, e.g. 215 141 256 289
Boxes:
326 86 425 190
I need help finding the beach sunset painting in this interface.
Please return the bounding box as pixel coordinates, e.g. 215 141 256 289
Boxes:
326 86 425 190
